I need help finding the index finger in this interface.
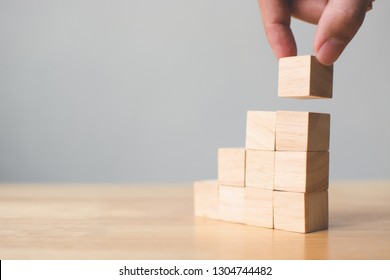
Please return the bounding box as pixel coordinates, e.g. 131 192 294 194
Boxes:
258 0 297 58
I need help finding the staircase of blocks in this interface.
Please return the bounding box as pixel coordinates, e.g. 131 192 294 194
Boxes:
194 55 333 233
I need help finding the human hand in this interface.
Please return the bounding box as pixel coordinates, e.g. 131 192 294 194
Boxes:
258 0 374 65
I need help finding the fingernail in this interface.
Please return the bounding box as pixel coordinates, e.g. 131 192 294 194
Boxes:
316 38 346 65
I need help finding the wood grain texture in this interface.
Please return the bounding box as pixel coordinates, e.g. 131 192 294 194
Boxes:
245 111 276 151
245 150 275 189
194 180 219 220
244 188 273 228
276 111 330 152
278 55 333 99
218 148 246 187
273 191 328 233
1 182 390 260
274 151 329 193
219 185 245 224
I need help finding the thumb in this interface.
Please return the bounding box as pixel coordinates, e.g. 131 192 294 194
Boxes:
314 0 371 65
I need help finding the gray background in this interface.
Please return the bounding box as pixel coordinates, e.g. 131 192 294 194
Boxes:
0 0 389 183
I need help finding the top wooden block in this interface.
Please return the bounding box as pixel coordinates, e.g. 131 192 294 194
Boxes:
278 55 333 99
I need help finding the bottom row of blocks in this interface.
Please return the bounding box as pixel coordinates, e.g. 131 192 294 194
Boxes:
194 180 328 233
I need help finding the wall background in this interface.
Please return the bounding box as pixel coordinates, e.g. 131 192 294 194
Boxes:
0 0 389 183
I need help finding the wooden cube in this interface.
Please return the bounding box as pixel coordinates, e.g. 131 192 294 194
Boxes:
245 111 276 150
218 148 246 187
278 55 333 99
219 185 245 224
273 191 328 233
193 180 219 220
274 151 329 193
245 150 275 190
276 111 330 151
245 188 273 228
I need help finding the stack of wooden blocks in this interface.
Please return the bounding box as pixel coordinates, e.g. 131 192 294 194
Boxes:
194 55 333 233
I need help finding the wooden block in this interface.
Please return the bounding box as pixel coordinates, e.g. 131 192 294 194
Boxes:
245 188 273 228
278 55 333 99
245 150 275 190
219 185 245 224
273 191 328 233
246 111 276 150
274 151 329 193
193 180 219 220
218 148 246 187
276 111 330 151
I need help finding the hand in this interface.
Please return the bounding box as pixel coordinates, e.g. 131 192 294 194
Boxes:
258 0 373 65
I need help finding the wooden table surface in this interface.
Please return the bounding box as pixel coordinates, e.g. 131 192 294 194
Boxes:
0 181 389 260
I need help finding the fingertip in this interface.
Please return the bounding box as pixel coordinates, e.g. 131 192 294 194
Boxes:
266 24 297 60
315 38 346 66
274 45 297 60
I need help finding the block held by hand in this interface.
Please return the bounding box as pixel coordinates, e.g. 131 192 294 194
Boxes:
278 55 333 99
